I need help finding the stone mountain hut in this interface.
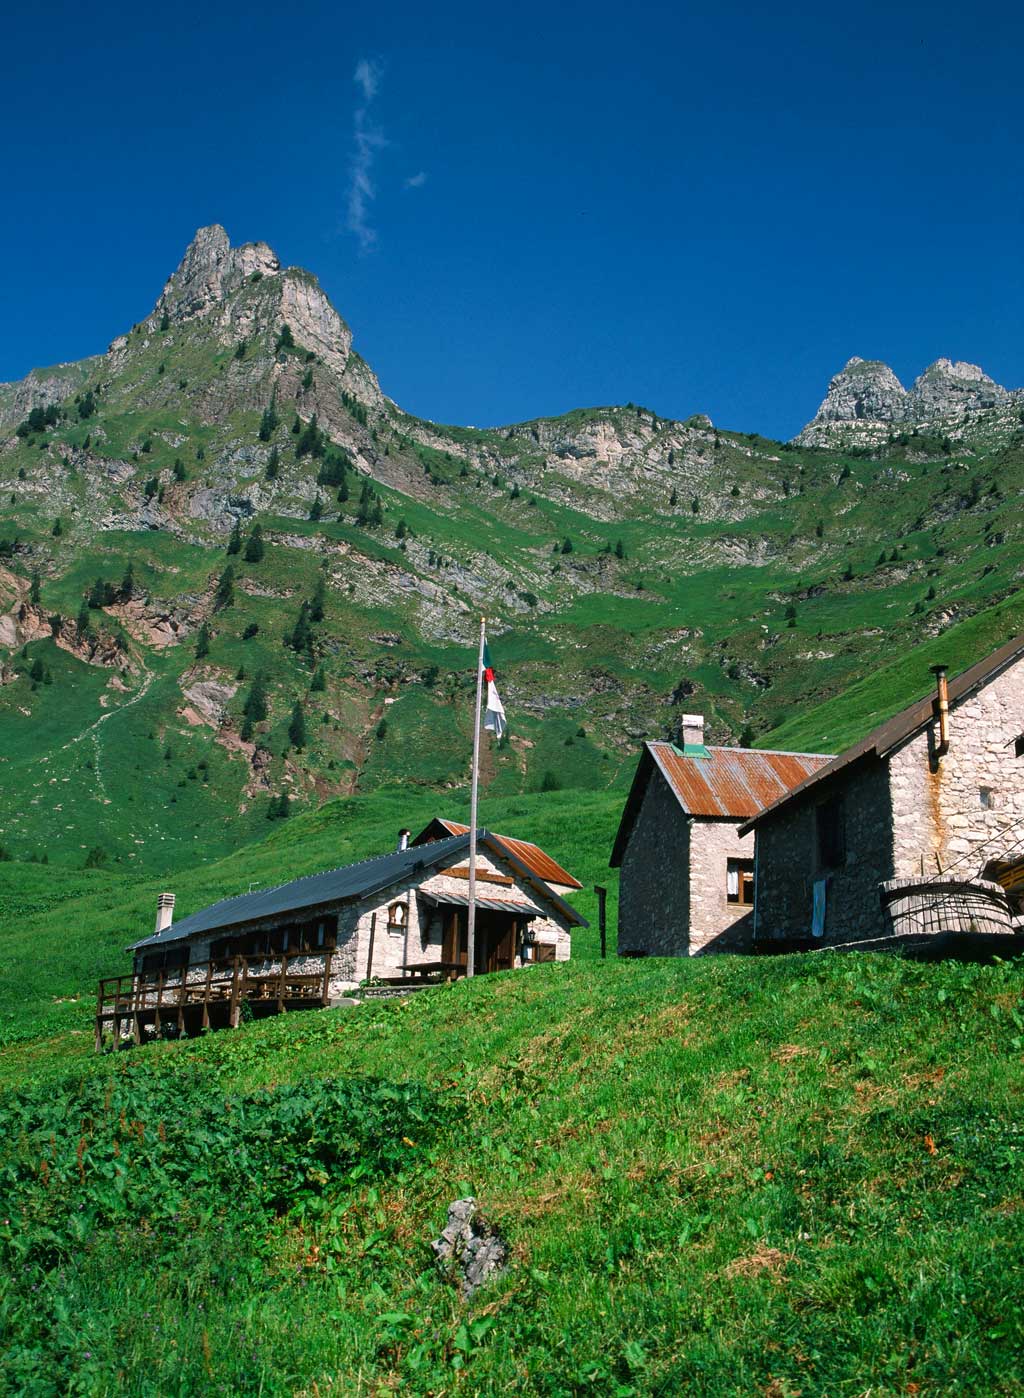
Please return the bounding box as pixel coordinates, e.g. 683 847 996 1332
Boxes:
739 635 1024 953
96 821 585 1047
610 715 831 956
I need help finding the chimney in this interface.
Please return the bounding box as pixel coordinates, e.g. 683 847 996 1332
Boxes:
397 828 411 851
930 664 950 757
681 714 706 753
154 892 175 935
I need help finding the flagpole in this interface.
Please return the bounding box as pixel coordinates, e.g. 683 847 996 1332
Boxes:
466 615 486 979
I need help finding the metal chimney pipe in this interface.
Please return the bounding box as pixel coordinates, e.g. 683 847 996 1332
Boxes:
930 665 950 757
154 892 175 935
397 828 411 851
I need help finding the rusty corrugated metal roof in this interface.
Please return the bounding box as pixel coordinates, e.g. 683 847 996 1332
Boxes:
648 743 833 819
414 819 582 889
738 631 1024 836
610 741 833 866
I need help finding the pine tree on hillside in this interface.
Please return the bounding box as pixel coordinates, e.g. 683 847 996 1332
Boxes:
88 578 107 609
310 666 326 692
194 622 211 659
287 601 312 654
76 601 91 636
288 701 307 751
244 673 269 724
309 494 324 521
310 576 327 624
29 572 40 605
244 524 265 563
226 520 242 555
214 564 235 611
52 519 63 538
258 397 279 442
173 458 188 482
275 324 296 353
265 446 280 480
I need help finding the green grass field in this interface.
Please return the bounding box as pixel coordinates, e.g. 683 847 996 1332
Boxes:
3 944 1023 1394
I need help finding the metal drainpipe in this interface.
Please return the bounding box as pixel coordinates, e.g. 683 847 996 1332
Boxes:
930 664 950 758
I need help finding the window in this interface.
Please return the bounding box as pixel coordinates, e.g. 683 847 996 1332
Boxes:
980 787 994 810
387 900 408 932
726 858 755 905
816 795 846 869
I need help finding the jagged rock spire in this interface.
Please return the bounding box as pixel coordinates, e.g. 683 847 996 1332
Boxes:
153 225 280 325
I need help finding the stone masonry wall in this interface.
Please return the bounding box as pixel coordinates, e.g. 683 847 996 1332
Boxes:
887 655 1024 880
688 820 756 953
335 848 574 992
618 772 691 955
754 757 895 945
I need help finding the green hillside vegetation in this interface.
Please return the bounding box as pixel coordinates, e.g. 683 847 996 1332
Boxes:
3 229 1024 875
3 943 1023 1394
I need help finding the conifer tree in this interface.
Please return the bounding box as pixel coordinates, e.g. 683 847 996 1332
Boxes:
258 397 279 442
194 621 211 659
265 446 280 480
309 494 324 521
310 666 326 692
288 701 307 751
29 572 40 605
76 601 91 636
310 576 327 624
214 564 235 611
226 520 242 555
244 524 265 563
244 673 269 724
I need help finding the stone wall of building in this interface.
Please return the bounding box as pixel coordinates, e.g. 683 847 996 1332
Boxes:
888 656 1024 879
617 773 691 955
688 820 756 953
334 848 574 993
753 757 895 945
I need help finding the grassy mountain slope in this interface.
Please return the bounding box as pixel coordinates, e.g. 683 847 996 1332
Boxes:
3 225 1024 873
4 947 1023 1393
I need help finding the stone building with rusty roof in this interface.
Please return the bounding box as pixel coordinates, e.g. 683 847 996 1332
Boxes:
739 636 1024 952
610 716 831 956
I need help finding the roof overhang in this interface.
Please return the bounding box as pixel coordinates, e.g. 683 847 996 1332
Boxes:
419 889 543 918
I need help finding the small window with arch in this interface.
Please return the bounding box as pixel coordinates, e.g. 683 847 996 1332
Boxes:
387 900 408 932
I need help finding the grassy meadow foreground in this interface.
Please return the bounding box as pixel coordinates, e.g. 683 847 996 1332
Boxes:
2 878 1024 1392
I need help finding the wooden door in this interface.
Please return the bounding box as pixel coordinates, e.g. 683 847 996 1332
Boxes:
442 910 467 968
484 915 516 973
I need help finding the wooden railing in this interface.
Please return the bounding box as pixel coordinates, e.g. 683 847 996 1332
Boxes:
95 951 334 1050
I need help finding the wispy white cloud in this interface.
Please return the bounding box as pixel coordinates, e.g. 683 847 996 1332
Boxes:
404 170 428 189
347 58 386 253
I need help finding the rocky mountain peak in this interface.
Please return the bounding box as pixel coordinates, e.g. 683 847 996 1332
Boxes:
803 356 907 431
907 358 1007 416
153 225 281 325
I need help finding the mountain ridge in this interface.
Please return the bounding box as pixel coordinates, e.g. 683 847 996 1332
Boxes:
2 224 1024 873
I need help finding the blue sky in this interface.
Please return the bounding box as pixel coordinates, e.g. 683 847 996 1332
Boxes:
2 0 1021 439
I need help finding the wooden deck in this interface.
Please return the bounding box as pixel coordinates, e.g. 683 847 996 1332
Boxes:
94 951 334 1050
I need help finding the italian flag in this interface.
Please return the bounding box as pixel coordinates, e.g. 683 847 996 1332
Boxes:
483 641 507 738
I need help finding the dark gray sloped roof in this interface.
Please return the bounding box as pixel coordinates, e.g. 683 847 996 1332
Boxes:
131 833 473 950
131 829 588 952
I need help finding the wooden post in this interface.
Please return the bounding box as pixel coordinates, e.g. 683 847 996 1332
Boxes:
229 957 242 1028
202 960 213 1030
595 885 608 959
365 912 377 983
277 951 289 1013
321 949 333 1007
